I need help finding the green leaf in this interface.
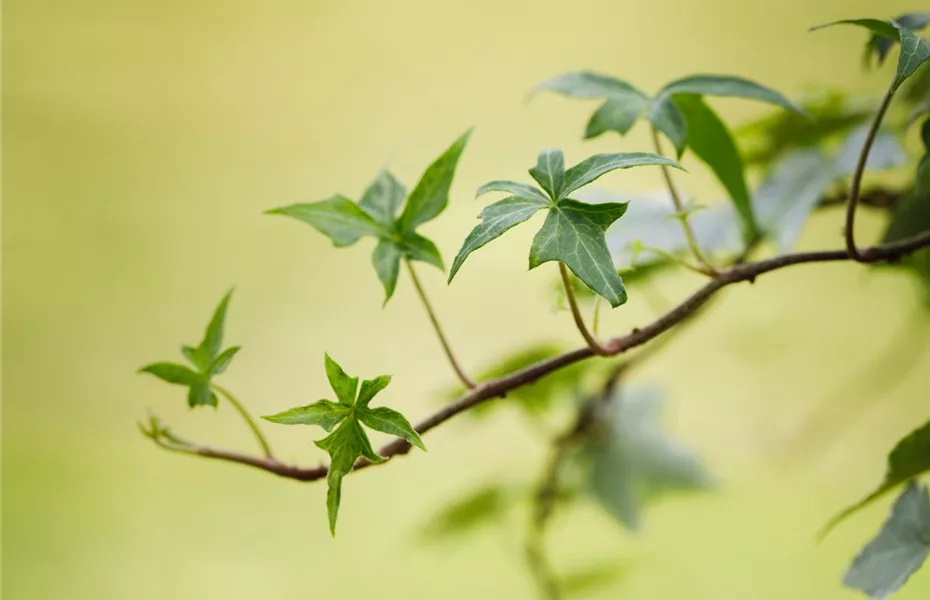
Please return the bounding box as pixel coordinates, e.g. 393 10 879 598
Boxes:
560 152 684 200
372 238 404 302
657 74 804 114
867 13 930 65
529 149 566 199
262 400 350 431
358 406 425 451
824 420 930 534
397 130 471 232
187 381 215 408
266 196 384 247
585 386 712 530
529 199 629 307
264 355 424 535
534 71 647 100
812 19 930 90
585 98 648 138
843 482 930 600
419 484 512 541
673 95 760 242
324 354 359 406
138 362 203 386
399 231 444 270
647 98 688 157
476 180 551 204
359 170 406 227
210 346 240 375
448 196 549 282
357 374 392 409
834 126 908 175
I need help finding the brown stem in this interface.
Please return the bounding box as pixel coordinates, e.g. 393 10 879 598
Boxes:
145 230 930 482
558 263 615 356
405 258 476 389
845 82 896 261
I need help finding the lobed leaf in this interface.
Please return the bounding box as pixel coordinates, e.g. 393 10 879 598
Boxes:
585 98 648 138
372 238 404 302
209 346 241 375
656 74 804 114
534 71 647 100
843 482 930 600
359 170 406 227
356 375 392 409
400 231 444 270
398 130 472 231
324 354 359 406
647 98 688 157
358 406 425 451
529 149 566 199
139 362 203 387
262 400 350 431
315 418 382 535
266 196 384 247
866 13 930 65
560 152 684 199
476 180 551 204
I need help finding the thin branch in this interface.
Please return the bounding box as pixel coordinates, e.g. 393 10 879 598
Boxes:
845 82 897 261
405 258 476 389
650 127 718 275
213 385 273 459
146 230 930 482
558 263 615 356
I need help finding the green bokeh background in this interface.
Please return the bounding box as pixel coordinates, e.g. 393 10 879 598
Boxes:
4 0 930 598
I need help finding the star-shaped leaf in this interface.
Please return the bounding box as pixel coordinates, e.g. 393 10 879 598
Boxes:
843 482 930 600
262 354 425 535
584 386 712 530
266 131 471 304
138 289 240 408
449 149 683 307
812 18 930 91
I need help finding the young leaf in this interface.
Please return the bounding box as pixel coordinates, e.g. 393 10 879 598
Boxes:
456 151 683 306
812 19 930 90
266 196 385 247
843 482 930 600
584 386 712 530
397 130 472 232
262 355 425 535
448 196 549 282
138 290 240 409
267 133 470 303
673 94 758 241
824 419 930 534
529 200 630 307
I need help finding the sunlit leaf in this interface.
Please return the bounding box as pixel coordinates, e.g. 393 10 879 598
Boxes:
267 196 384 247
398 130 472 231
843 482 930 600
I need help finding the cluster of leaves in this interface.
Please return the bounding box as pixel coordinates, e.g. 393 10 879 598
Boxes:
267 132 470 303
263 355 425 534
139 290 238 407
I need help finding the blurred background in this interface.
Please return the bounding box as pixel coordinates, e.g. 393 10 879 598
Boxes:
4 0 930 598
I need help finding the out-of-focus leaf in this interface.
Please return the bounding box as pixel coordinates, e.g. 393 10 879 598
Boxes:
843 482 930 600
865 13 930 66
656 74 804 114
812 19 930 91
418 484 514 542
824 420 930 534
833 126 908 175
647 98 688 157
584 386 713 530
263 355 424 535
673 94 757 242
559 560 629 596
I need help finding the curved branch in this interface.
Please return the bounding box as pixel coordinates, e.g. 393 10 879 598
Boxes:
147 230 930 482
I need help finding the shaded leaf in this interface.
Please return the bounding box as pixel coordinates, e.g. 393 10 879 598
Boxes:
657 74 804 114
673 94 757 242
529 200 629 307
866 13 930 66
398 130 471 231
534 71 647 100
187 381 215 408
400 231 444 270
529 149 566 199
209 346 241 375
359 170 406 227
585 98 647 138
372 238 404 302
647 98 687 157
449 196 549 281
834 126 908 175
843 482 930 600
266 196 384 247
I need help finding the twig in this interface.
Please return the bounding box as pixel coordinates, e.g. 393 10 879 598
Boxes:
559 263 615 356
144 230 930 482
405 258 476 389
213 385 273 459
845 82 897 261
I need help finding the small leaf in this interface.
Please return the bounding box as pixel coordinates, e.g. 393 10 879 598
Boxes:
560 152 684 200
812 19 930 90
315 418 381 535
476 180 551 204
843 482 930 600
529 149 566 199
534 71 647 100
448 195 549 282
358 406 425 451
359 170 406 227
647 98 687 157
400 231 444 270
187 381 215 408
357 375 392 409
266 196 384 247
372 238 404 302
210 346 241 375
585 98 648 138
656 74 804 114
419 484 511 541
529 199 629 307
397 130 471 232
324 354 359 406
824 419 930 534
139 362 202 386
262 400 350 430
673 94 758 242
